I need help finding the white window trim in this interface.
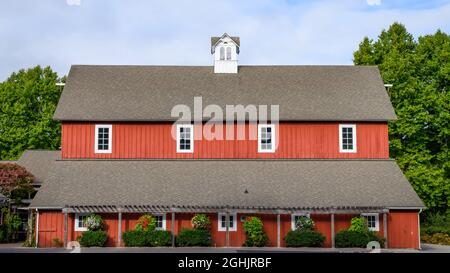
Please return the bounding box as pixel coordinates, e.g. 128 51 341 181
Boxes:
94 124 112 154
74 213 88 232
176 124 194 153
218 213 237 232
154 214 166 231
258 124 276 153
291 213 310 231
361 213 380 231
339 124 357 153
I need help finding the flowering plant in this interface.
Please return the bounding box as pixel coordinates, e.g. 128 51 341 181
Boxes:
295 216 315 231
135 214 156 232
191 214 211 230
84 214 104 231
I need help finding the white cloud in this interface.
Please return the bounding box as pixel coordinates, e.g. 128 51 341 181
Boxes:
66 0 81 6
367 0 381 6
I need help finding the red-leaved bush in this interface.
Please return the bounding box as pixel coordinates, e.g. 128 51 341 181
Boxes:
0 163 34 197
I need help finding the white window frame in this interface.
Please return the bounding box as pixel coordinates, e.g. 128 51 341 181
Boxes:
176 124 194 153
258 124 276 153
95 124 112 154
74 213 88 232
218 213 237 232
361 213 379 231
339 124 357 153
291 213 310 231
154 214 166 230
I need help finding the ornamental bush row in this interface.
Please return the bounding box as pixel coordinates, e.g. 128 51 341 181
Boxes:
122 230 172 247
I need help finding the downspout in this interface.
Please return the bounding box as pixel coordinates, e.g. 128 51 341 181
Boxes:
35 208 39 248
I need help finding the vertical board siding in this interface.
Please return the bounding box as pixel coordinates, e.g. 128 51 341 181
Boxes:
62 122 389 159
388 210 420 249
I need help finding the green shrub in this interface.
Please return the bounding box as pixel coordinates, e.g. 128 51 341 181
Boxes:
335 230 384 248
243 216 269 247
0 225 6 243
285 230 325 247
146 230 172 246
176 229 212 247
122 230 172 247
123 230 146 247
421 233 450 245
348 217 369 233
84 214 104 231
78 230 108 247
294 216 315 231
135 214 156 232
191 214 211 230
421 226 450 236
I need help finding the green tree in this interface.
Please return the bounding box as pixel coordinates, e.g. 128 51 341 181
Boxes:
353 22 450 214
0 66 63 160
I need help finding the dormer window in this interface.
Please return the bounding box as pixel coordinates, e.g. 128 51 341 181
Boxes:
226 47 232 60
220 47 225 60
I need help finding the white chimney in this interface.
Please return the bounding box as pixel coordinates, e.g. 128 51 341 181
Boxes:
211 33 240 73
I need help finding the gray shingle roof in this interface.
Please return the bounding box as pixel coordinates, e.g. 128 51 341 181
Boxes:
53 65 397 122
16 150 61 184
30 159 424 210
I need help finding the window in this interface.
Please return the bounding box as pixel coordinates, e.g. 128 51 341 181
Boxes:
291 214 310 231
220 47 225 60
218 213 237 232
226 47 232 60
154 214 166 230
258 124 276 153
361 213 379 231
74 213 88 231
339 124 357 153
176 124 194 153
95 124 112 153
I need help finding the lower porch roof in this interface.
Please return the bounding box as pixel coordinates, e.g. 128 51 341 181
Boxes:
29 159 425 212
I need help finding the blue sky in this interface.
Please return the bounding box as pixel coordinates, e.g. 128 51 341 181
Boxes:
1 0 449 80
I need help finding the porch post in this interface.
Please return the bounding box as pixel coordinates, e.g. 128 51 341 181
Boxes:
171 212 175 247
383 212 388 248
117 210 122 247
63 209 68 248
277 213 281 248
331 213 335 248
27 209 33 246
35 209 39 248
225 211 230 247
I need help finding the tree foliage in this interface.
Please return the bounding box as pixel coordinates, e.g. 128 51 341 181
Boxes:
0 66 63 160
0 163 34 200
354 22 450 213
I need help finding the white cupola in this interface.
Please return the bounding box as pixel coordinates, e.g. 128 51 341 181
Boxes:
211 33 240 73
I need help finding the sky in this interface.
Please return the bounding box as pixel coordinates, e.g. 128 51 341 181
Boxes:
0 0 450 80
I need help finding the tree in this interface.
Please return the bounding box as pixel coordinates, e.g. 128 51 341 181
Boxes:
353 22 450 214
0 163 35 202
0 66 63 160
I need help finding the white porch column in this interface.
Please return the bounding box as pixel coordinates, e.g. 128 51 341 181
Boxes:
383 212 388 248
225 211 230 247
331 213 335 248
117 210 122 247
63 209 68 248
171 212 176 247
277 214 281 248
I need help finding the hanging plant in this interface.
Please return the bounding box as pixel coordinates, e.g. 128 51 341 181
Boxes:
135 214 156 232
191 214 211 230
84 214 104 231
295 216 315 231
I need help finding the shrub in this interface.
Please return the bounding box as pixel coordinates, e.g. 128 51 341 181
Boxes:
78 230 108 247
421 226 450 237
421 233 450 245
191 214 211 230
84 214 103 231
176 229 212 247
52 238 63 247
0 225 6 243
243 216 269 247
335 230 384 248
285 230 325 247
348 217 369 234
123 230 146 247
135 214 156 232
146 230 172 246
294 216 315 231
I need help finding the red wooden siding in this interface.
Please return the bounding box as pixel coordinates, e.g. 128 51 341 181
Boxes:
61 122 389 159
388 210 420 249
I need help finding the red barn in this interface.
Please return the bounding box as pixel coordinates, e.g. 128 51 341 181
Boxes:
29 33 424 249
